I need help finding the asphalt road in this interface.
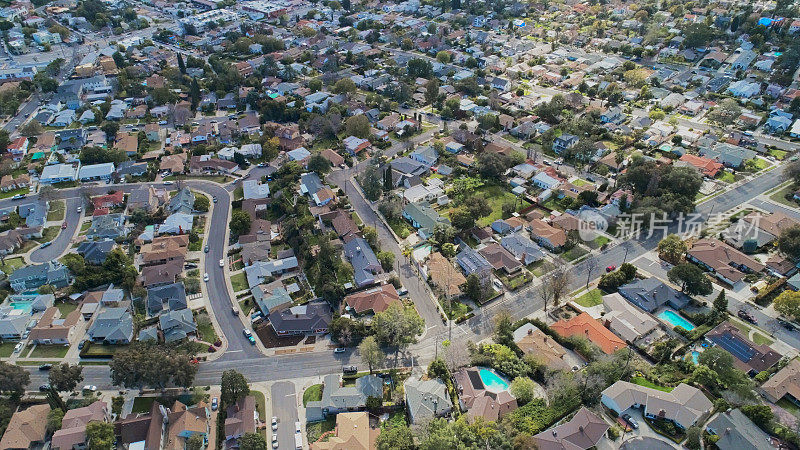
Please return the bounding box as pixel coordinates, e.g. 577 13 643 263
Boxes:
29 197 82 263
271 381 299 450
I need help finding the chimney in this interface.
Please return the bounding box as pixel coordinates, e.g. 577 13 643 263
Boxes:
528 328 533 335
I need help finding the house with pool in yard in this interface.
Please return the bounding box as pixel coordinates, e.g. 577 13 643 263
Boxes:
454 367 518 422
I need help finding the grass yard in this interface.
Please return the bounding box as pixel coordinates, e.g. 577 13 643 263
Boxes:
196 318 218 344
307 416 336 443
27 344 69 358
79 221 91 233
36 226 60 244
230 272 248 292
499 271 533 290
729 318 752 336
747 158 770 171
0 342 16 357
303 384 323 406
769 149 788 160
571 178 591 187
778 398 800 417
47 200 65 221
472 185 524 227
769 184 799 208
252 390 266 418
440 298 472 320
234 186 244 201
529 259 555 277
131 397 157 414
752 332 774 346
239 298 254 316
631 376 672 392
574 289 603 307
0 256 25 274
717 171 735 183
55 301 78 316
588 236 611 249
562 246 588 262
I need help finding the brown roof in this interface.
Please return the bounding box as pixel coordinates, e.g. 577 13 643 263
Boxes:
52 400 107 450
534 407 610 450
427 252 466 297
344 284 400 314
224 396 256 440
141 260 184 287
530 219 567 248
28 307 80 341
116 401 165 448
330 210 359 240
744 212 799 238
321 148 344 166
514 324 569 370
551 214 580 232
762 359 800 402
160 153 187 173
551 312 627 355
478 242 522 273
115 132 139 155
706 321 780 374
0 404 51 449
687 239 765 283
165 401 209 449
454 367 517 422
311 412 379 450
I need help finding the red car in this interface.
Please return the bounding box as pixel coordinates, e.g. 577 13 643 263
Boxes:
606 265 616 272
61 222 67 229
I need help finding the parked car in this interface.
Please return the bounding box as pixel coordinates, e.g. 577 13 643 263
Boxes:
83 385 97 392
342 365 357 374
334 348 346 353
61 222 67 229
219 259 224 267
11 194 25 200
606 265 617 272
77 206 82 213
397 288 408 296
38 364 52 371
163 181 174 185
738 309 757 324
39 241 51 249
271 417 278 431
211 397 218 411
203 273 209 282
622 413 639 429
78 340 86 349
272 434 279 448
39 384 51 392
232 307 238 315
204 245 209 253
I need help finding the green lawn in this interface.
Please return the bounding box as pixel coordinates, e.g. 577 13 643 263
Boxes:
778 398 800 417
303 384 323 406
35 226 60 244
574 289 603 307
234 186 244 201
79 221 91 233
571 178 591 187
770 184 799 208
55 301 78 316
472 185 525 227
529 260 555 277
0 187 28 199
196 319 218 344
47 200 65 221
131 397 157 414
717 171 735 183
631 376 672 392
0 256 25 274
752 332 774 346
0 342 16 357
239 298 254 316
27 345 69 358
748 158 769 171
252 390 266 419
231 272 248 292
769 149 788 160
562 246 588 262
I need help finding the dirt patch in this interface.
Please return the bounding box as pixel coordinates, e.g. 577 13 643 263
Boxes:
254 321 305 348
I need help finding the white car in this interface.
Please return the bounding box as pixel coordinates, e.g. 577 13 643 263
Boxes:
272 434 279 448
76 206 82 213
163 181 174 185
83 385 97 392
203 273 209 282
13 342 23 353
219 259 224 268
271 417 278 431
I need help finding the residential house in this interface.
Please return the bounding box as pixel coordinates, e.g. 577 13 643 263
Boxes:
402 202 449 240
224 396 257 448
479 243 522 274
147 282 188 316
251 280 292 316
410 145 438 166
678 154 724 178
305 373 383 421
163 401 210 450
79 162 115 181
243 255 299 287
700 143 756 168
456 245 493 283
705 409 773 450
159 308 197 343
513 323 570 370
342 136 370 156
40 163 79 183
344 284 400 315
601 293 659 343
28 306 80 345
115 402 166 449
454 367 518 422
128 185 166 213
9 261 70 292
270 301 331 336
686 239 765 287
51 401 109 450
533 407 610 450
529 219 566 251
300 172 335 206
87 213 127 240
87 307 134 344
343 238 382 287
501 232 544 265
706 322 780 375
310 412 380 450
427 252 466 298
242 180 270 200
761 359 800 403
617 278 691 313
404 377 452 424
551 312 627 355
92 191 124 210
553 134 579 154
601 381 713 429
169 188 195 214
0 404 51 449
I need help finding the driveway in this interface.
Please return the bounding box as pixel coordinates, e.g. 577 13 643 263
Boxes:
271 381 299 450
29 197 82 263
617 408 679 449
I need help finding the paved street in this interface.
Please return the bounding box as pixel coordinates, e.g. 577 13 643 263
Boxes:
271 381 299 450
29 197 82 263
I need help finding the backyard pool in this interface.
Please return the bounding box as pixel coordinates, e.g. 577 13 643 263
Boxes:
692 351 700 365
479 368 510 393
8 301 33 314
658 309 695 331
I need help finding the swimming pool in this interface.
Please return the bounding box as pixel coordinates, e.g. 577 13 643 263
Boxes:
691 351 700 365
479 368 510 393
658 309 696 331
8 301 32 314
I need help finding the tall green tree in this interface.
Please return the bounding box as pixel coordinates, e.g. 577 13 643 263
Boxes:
713 290 728 314
239 432 267 450
0 361 30 400
221 370 250 408
190 77 201 111
86 421 115 450
372 303 423 359
177 52 186 74
49 363 83 393
358 336 384 374
667 263 712 296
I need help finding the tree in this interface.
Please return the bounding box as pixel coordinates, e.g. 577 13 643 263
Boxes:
684 426 702 450
0 361 30 400
463 273 484 302
345 115 370 139
307 154 332 174
230 210 252 237
332 78 356 95
668 263 712 296
377 251 395 271
47 408 65 434
193 195 210 212
221 370 250 408
778 225 800 259
425 78 439 105
463 196 492 219
493 311 514 347
549 259 571 308
477 152 509 179
101 122 119 140
110 342 197 389
509 377 537 405
19 120 43 137
690 364 721 390
774 291 800 319
49 363 83 393
657 234 687 264
177 52 186 74
376 425 414 450
741 404 774 428
698 347 743 386
407 58 432 78
537 280 554 313
450 209 476 231
359 163 382 201
239 432 268 450
86 421 115 450
185 433 204 450
358 336 384 374
372 303 424 358
190 77 201 111
713 290 728 314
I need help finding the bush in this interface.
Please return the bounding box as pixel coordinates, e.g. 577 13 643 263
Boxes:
607 426 621 440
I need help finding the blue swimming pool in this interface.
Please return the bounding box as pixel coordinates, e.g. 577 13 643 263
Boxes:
692 351 700 365
479 368 510 393
658 309 696 331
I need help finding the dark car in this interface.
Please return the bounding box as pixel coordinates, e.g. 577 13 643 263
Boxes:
39 384 51 392
621 413 639 429
77 341 86 349
38 364 52 371
738 309 757 324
